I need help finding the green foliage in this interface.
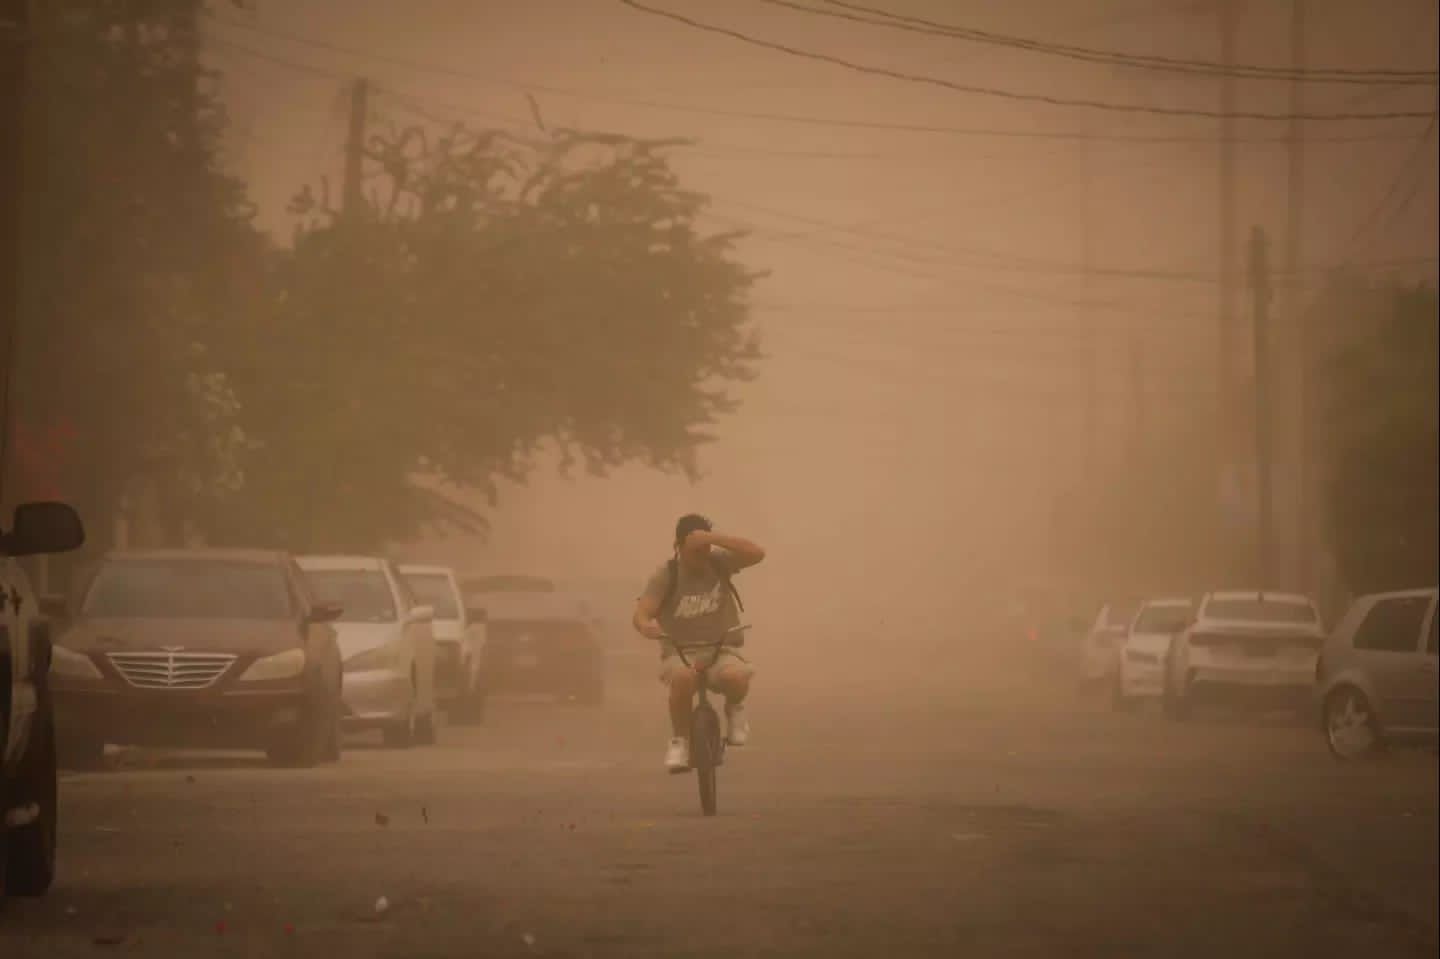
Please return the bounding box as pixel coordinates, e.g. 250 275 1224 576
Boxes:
1316 280 1438 594
203 123 764 552
13 0 265 545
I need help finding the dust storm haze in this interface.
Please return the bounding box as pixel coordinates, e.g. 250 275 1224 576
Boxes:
2 1 1437 957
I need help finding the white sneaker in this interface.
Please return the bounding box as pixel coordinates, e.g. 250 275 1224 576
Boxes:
663 737 690 772
725 703 750 746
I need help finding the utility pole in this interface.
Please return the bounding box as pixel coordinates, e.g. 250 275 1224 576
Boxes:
1075 132 1098 501
0 0 29 509
1249 226 1274 588
342 77 370 218
1285 0 1310 592
1129 334 1145 468
1217 0 1240 562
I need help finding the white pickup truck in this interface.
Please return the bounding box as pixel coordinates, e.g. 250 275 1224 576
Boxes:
1 502 85 900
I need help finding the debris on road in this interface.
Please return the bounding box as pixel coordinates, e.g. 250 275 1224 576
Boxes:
375 812 390 827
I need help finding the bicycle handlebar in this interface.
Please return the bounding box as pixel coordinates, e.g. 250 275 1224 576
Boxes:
649 624 751 669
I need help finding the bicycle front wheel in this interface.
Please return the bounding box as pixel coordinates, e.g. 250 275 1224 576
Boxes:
690 704 721 817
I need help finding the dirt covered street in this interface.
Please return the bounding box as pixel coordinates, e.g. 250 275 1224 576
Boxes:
3 656 1436 959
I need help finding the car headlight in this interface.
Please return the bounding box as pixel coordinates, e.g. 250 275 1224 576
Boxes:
344 643 405 674
238 649 307 682
50 645 103 680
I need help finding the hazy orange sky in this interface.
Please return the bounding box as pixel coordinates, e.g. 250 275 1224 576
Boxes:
202 0 1438 629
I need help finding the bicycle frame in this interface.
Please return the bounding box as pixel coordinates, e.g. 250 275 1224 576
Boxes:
655 624 749 816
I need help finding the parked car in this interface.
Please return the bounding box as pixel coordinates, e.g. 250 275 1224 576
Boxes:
1 502 85 900
298 556 438 747
47 549 344 770
470 586 604 705
398 564 488 724
1080 600 1139 688
1113 597 1194 710
1316 587 1438 760
1164 590 1324 721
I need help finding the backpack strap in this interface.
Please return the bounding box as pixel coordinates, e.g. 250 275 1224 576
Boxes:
656 554 745 615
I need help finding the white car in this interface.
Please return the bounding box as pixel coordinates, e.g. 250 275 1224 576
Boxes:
1080 600 1139 688
297 556 437 747
398 564 488 724
1164 590 1324 721
1114 597 1195 710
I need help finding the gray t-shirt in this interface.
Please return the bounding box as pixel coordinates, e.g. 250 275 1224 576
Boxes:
640 547 744 659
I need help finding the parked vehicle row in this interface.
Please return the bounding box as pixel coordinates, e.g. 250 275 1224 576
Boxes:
1081 586 1439 760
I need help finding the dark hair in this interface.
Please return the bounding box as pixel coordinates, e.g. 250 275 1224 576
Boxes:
674 513 713 547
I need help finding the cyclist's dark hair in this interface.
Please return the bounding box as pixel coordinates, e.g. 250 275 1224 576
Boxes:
674 513 713 548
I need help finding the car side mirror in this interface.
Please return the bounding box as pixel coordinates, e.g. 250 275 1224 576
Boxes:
2 501 85 556
307 601 344 624
466 606 488 625
408 604 435 624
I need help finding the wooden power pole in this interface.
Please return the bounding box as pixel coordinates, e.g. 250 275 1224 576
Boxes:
1249 226 1274 588
342 77 370 218
1286 0 1310 592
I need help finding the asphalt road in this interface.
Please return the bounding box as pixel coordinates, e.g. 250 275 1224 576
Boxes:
3 654 1436 958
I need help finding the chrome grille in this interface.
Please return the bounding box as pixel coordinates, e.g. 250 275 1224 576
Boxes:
106 651 236 689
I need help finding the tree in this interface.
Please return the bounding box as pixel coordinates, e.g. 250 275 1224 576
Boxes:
202 122 763 551
12 0 266 550
1315 279 1438 594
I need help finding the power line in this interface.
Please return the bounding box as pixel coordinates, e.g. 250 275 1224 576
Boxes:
708 195 1438 282
799 0 1437 85
617 0 1435 121
202 14 1424 144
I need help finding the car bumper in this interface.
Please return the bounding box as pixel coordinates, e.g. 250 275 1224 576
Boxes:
50 683 306 749
1121 664 1165 697
1187 666 1312 706
340 669 410 728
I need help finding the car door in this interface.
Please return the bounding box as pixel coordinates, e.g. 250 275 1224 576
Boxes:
388 564 434 715
2 559 32 770
1351 593 1435 731
448 571 485 690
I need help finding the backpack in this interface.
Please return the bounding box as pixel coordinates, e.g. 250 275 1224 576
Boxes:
657 554 744 618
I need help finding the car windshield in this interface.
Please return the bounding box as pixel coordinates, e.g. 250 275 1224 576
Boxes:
82 560 292 620
401 572 460 620
303 569 397 623
1204 598 1316 624
1134 604 1193 634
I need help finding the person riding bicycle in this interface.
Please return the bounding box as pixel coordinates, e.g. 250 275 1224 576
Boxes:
633 514 765 772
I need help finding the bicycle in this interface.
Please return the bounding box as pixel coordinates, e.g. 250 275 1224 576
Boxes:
654 623 750 817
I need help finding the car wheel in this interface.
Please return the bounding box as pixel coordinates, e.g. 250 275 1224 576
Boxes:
1163 673 1191 722
381 686 416 749
268 685 331 768
1111 671 1137 713
4 705 59 896
414 705 434 743
57 732 106 772
1324 686 1384 760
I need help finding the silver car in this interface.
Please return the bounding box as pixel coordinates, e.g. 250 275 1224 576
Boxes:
1316 587 1439 759
297 556 438 748
398 564 488 724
